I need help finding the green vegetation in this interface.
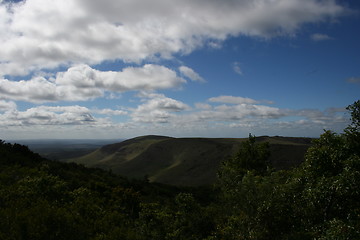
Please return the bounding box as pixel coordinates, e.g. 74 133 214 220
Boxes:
69 135 311 186
1 100 359 239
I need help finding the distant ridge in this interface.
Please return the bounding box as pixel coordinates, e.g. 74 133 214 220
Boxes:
100 135 172 154
69 135 312 186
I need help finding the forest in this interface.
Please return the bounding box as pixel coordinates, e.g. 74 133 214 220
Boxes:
0 100 359 240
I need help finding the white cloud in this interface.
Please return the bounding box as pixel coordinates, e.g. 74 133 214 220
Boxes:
209 96 259 105
0 100 16 112
131 94 190 123
195 103 212 110
0 0 348 76
189 96 347 130
179 66 205 82
207 41 222 49
294 107 347 124
0 104 130 129
159 96 286 126
57 64 185 92
310 33 333 41
204 104 286 121
0 94 350 138
0 64 186 103
209 95 275 105
183 101 347 137
0 105 96 126
233 62 243 75
92 108 127 116
0 75 102 103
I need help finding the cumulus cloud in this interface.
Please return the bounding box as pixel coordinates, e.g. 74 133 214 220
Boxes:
0 104 130 128
294 107 347 125
195 104 285 122
166 95 285 125
179 66 205 82
57 64 185 92
0 64 185 103
0 93 350 138
0 0 348 76
0 105 96 126
310 33 333 41
0 76 103 103
131 93 190 123
190 96 347 130
0 104 134 139
0 100 17 112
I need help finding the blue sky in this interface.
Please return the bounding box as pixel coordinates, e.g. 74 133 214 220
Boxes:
0 0 359 140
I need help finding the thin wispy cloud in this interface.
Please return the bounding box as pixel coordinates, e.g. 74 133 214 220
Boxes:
232 62 243 75
310 33 333 41
179 66 205 82
347 77 360 84
209 96 257 105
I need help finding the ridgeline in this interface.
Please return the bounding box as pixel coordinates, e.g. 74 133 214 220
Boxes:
69 135 312 186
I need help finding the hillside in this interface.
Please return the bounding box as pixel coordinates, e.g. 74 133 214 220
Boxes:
70 135 312 186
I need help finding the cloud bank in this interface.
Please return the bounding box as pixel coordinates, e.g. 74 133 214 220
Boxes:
0 0 348 76
0 64 186 103
0 94 349 139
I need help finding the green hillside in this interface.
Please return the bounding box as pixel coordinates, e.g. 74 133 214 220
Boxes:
70 135 312 186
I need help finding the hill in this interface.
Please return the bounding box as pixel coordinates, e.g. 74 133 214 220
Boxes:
69 135 313 186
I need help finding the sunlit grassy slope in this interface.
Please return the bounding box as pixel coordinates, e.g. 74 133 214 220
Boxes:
69 135 312 186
